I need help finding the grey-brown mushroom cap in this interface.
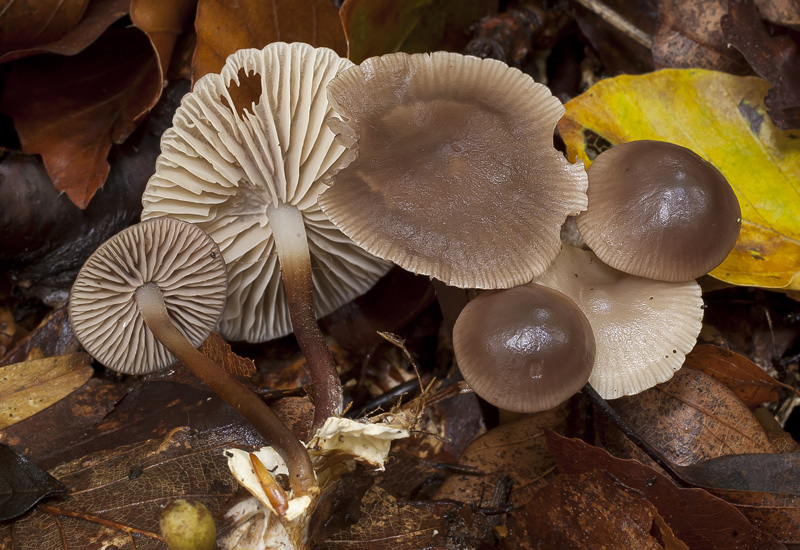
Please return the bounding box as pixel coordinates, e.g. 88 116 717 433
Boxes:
320 51 589 290
577 140 742 282
69 218 228 374
142 42 391 343
535 244 703 399
453 284 596 413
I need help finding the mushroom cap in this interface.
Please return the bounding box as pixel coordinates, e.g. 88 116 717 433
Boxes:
535 244 703 399
577 140 741 282
141 42 390 343
69 217 228 374
453 284 596 413
319 51 588 289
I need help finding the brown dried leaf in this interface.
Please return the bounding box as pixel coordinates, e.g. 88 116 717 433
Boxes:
502 469 687 550
191 0 346 84
722 0 800 129
0 0 89 57
435 407 567 507
684 344 797 409
652 0 749 73
708 488 800 546
0 27 161 208
613 367 774 466
547 432 785 549
1 307 79 367
0 0 129 63
131 0 197 85
0 353 93 430
319 485 489 549
8 426 246 549
199 332 256 378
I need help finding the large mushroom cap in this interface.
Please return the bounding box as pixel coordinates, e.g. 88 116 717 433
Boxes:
577 140 741 282
69 217 228 374
535 244 703 398
320 51 588 289
142 42 390 343
453 284 596 413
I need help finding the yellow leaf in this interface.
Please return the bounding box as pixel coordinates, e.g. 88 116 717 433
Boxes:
0 353 93 429
559 69 800 290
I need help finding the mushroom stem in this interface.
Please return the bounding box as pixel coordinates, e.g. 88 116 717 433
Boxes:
134 282 316 497
268 204 343 430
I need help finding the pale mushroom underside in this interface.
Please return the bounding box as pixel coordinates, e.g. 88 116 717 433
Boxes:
142 42 390 343
535 244 703 398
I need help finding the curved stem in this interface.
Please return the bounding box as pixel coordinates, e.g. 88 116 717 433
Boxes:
269 204 343 431
135 282 316 497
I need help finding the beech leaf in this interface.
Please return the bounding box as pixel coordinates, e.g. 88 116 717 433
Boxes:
558 68 800 290
0 443 65 522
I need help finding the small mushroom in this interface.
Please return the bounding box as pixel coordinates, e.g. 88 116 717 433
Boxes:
577 140 741 282
320 51 588 289
452 284 596 413
142 43 390 428
70 218 316 497
535 244 703 398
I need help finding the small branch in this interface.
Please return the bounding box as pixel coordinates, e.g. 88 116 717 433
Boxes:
571 0 654 49
38 504 164 541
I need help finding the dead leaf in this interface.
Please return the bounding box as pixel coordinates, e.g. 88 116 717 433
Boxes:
131 0 197 88
652 0 749 73
0 0 89 57
558 68 800 290
0 0 129 63
547 432 785 549
435 407 567 507
0 353 93 430
722 0 800 129
613 368 774 466
8 426 246 549
191 0 346 84
1 307 78 367
684 344 797 408
502 469 687 550
199 332 256 378
0 27 160 208
707 488 800 546
340 0 498 64
0 444 65 522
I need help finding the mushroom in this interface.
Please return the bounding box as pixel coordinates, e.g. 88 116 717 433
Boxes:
69 217 316 497
535 243 703 398
319 51 588 290
141 43 390 428
577 140 741 282
452 284 596 413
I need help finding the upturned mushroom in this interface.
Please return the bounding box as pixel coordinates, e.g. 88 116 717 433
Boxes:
70 217 316 497
577 140 741 282
535 244 704 398
141 43 390 428
452 284 596 413
320 51 588 290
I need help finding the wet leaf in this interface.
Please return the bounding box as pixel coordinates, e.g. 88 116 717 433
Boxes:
547 432 785 549
0 353 93 430
502 469 687 550
0 27 160 209
613 368 774 466
652 0 749 73
192 0 346 84
435 407 567 507
0 443 65 522
0 307 79 367
684 344 796 408
0 0 129 63
722 0 800 129
8 426 247 549
340 0 497 64
708 488 800 546
559 68 800 290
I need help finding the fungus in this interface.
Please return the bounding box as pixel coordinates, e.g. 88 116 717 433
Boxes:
320 51 588 289
141 43 390 428
535 244 703 398
452 284 596 413
69 218 316 497
577 140 741 282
